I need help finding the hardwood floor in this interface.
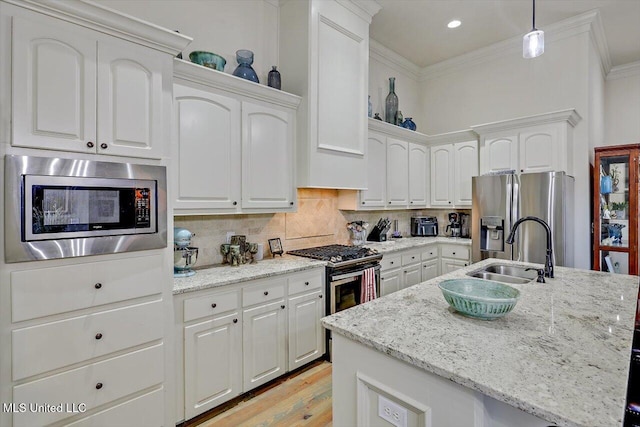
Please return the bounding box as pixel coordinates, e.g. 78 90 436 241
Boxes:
186 361 333 427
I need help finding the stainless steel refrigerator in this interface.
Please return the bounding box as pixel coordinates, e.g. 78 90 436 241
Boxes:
471 172 574 267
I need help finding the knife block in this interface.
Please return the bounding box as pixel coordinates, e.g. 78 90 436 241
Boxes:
367 226 387 242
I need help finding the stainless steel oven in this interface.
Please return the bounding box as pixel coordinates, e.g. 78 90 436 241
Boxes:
287 245 382 360
329 261 381 314
5 155 167 262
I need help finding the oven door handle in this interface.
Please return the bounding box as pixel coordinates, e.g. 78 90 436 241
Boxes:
330 264 381 283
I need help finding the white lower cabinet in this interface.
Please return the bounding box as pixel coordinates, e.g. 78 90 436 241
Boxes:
177 267 325 422
440 244 471 273
243 298 287 391
13 345 164 427
184 311 242 420
288 290 324 370
421 259 439 281
379 243 469 297
4 253 170 427
380 269 402 296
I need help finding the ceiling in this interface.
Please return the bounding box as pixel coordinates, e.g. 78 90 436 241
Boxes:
370 0 640 69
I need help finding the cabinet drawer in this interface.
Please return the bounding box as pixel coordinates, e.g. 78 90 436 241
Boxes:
184 289 240 322
64 388 163 427
288 269 323 295
11 255 163 322
242 279 286 307
380 253 401 271
401 251 421 266
12 300 163 380
421 246 438 260
13 344 163 427
440 244 470 260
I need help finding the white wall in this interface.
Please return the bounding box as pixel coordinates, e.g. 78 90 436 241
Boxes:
418 31 594 269
94 0 279 84
604 63 640 146
369 40 423 127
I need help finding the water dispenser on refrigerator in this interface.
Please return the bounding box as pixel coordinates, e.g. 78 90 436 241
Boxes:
480 216 504 252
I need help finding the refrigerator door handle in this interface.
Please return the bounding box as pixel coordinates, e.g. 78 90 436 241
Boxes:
512 174 521 261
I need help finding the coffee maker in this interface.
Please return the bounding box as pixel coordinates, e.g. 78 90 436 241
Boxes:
459 213 471 238
446 213 462 238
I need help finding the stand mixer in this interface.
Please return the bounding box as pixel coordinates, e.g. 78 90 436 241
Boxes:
174 227 199 277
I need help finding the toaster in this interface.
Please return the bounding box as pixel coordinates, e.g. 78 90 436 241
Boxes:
411 216 438 237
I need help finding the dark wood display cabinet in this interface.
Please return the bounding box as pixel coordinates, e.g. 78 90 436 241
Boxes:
593 144 640 275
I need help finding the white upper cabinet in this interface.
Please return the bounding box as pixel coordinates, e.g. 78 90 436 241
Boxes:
473 109 581 176
241 102 295 209
12 16 97 153
429 131 478 208
480 135 518 174
10 13 177 159
386 138 409 206
97 39 164 158
173 84 241 211
172 60 301 215
430 144 454 207
280 0 381 189
408 142 429 208
360 132 387 208
337 120 429 211
453 141 478 206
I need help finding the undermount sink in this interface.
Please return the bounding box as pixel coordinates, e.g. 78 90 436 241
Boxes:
466 263 538 285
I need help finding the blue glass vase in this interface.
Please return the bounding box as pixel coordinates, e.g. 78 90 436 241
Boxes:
401 117 417 131
233 49 259 83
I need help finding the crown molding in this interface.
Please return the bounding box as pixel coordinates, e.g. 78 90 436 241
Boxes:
471 109 582 135
5 0 193 55
368 118 428 144
336 0 381 23
607 61 640 81
174 59 302 109
369 39 421 81
588 9 612 76
419 10 606 82
427 130 477 146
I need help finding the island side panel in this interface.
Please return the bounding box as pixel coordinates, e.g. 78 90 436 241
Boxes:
332 333 552 427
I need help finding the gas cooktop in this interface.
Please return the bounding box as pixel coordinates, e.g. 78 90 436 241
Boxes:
287 244 380 267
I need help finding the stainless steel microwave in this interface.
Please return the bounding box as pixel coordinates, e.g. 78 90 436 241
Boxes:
5 155 167 262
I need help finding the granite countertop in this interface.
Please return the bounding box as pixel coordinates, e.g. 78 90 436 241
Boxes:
322 258 639 427
365 236 471 254
173 255 327 295
174 237 471 294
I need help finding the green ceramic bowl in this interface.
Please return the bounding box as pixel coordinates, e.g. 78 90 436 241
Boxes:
189 51 226 71
438 278 520 320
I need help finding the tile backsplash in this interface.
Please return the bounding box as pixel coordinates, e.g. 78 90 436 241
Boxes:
175 189 470 267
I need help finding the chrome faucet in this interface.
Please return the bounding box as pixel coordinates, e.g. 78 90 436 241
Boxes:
505 216 554 278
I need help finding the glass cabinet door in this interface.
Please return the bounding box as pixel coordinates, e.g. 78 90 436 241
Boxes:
599 153 630 248
594 144 639 276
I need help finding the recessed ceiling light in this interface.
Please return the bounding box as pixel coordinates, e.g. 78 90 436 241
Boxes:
448 20 461 29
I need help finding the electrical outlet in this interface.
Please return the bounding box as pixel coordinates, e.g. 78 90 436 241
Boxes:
378 395 408 427
226 231 235 244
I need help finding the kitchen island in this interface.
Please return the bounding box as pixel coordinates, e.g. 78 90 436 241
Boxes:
321 258 639 427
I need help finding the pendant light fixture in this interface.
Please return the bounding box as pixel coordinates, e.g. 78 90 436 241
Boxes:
523 0 544 58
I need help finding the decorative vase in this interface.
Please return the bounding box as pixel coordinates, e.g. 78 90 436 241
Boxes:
396 110 403 126
233 49 259 83
268 65 281 89
401 117 417 131
385 77 398 124
600 175 612 194
368 96 372 118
